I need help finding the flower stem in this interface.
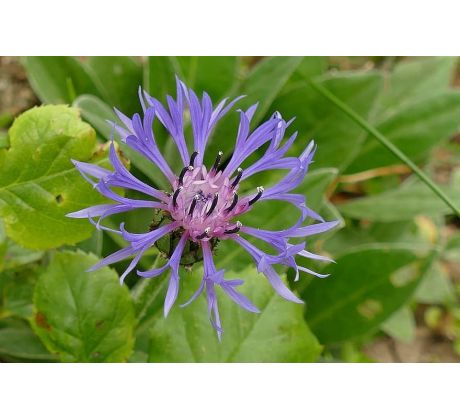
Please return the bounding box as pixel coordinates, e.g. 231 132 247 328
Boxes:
310 79 460 217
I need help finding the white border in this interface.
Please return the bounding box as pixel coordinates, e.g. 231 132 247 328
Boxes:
1 363 458 419
2 0 460 55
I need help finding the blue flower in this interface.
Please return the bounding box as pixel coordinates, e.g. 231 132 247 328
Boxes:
68 77 339 339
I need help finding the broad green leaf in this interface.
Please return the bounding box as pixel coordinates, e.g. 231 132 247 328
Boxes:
0 319 55 361
414 261 455 304
271 71 383 171
338 183 460 222
377 57 457 120
381 306 416 343
347 92 460 173
304 245 433 344
32 250 135 362
0 105 109 249
86 57 143 115
177 56 239 99
148 266 321 362
23 57 99 104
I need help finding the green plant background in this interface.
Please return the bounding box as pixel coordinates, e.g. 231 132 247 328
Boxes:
0 56 459 362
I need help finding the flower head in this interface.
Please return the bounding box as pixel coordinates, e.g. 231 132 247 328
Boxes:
68 77 339 339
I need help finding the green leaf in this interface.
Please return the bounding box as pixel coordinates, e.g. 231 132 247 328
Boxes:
381 306 416 343
177 56 239 99
73 94 114 139
444 232 460 262
148 266 321 362
347 92 460 173
32 250 135 362
414 261 456 304
144 57 182 100
304 245 433 344
323 220 422 257
271 72 383 171
23 57 99 104
0 266 37 319
241 56 305 123
377 57 458 120
0 131 9 149
0 220 43 272
338 182 460 222
0 105 109 249
0 319 55 361
85 57 143 115
286 57 328 85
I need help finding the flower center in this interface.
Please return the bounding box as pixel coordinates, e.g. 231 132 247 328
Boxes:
168 151 249 242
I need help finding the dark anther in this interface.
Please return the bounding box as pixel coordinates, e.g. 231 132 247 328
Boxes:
225 221 242 235
197 228 211 240
172 187 182 208
248 186 264 206
212 151 223 172
224 192 238 213
178 165 193 186
231 168 243 188
206 193 219 217
188 195 199 216
189 151 199 167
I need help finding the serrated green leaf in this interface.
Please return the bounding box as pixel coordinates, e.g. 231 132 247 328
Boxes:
381 306 416 343
0 105 109 249
23 57 99 104
32 250 135 362
271 72 383 171
338 182 460 222
377 57 458 120
0 319 55 361
304 245 433 344
85 57 143 116
347 92 460 173
148 266 321 362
